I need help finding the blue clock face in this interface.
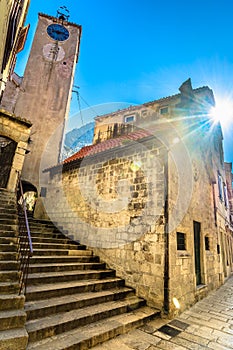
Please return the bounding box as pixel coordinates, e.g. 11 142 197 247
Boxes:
47 24 69 41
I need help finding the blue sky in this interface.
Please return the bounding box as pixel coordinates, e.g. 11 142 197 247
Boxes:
16 0 233 163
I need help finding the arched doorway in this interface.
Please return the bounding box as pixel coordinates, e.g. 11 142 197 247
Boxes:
0 136 17 188
18 181 38 216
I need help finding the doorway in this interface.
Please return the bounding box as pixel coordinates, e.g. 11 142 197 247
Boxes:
0 136 17 188
193 221 202 285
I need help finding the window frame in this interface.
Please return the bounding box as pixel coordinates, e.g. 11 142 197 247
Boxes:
176 232 186 251
124 115 135 123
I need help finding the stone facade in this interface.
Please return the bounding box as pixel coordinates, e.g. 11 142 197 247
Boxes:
44 80 233 316
0 108 31 191
1 13 82 196
0 0 30 95
45 135 167 311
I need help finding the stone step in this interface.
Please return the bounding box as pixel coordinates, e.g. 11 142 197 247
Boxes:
31 242 86 250
0 243 17 252
26 277 125 301
0 212 17 219
30 231 65 239
0 208 17 215
0 205 17 212
27 269 115 285
0 294 25 311
0 309 26 331
0 281 19 294
0 230 17 237
0 260 18 271
0 251 17 260
26 296 145 343
27 306 158 349
0 223 17 231
0 327 28 350
29 235 78 245
30 255 100 264
0 270 19 282
0 218 18 225
28 262 106 274
28 221 59 229
25 287 135 320
0 236 18 244
32 249 93 256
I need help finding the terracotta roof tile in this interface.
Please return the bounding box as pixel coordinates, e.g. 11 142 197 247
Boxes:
45 129 153 172
64 129 152 164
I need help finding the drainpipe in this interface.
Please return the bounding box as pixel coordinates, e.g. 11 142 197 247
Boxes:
163 150 169 314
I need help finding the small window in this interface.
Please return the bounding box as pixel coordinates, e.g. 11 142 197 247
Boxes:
217 244 220 254
40 187 47 198
217 172 223 201
205 236 210 250
223 184 228 208
177 232 186 250
124 115 135 123
160 107 168 115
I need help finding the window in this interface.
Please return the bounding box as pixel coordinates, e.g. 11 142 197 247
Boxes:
217 244 220 254
223 184 228 208
160 107 168 115
217 172 223 201
124 115 135 123
205 236 210 250
40 187 47 198
177 232 186 250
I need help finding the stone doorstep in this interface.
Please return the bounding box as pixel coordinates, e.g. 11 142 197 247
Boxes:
25 287 135 320
26 306 158 350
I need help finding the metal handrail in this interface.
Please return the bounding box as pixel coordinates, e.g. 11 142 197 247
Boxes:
17 174 33 295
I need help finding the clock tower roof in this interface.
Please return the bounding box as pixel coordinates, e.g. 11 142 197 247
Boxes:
38 12 82 30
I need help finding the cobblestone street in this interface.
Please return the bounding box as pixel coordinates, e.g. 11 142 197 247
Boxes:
93 276 233 350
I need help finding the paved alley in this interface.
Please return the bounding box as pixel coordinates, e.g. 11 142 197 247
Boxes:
93 276 233 349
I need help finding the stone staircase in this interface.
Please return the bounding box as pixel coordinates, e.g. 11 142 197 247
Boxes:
0 188 28 350
0 189 160 349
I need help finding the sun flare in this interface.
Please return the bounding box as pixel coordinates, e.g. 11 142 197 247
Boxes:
210 97 233 128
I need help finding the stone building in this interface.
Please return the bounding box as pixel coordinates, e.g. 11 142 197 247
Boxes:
1 12 82 217
0 0 30 97
225 162 233 225
44 79 233 316
0 108 31 190
0 0 31 192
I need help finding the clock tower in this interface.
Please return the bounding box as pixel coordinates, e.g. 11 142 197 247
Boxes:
13 12 81 193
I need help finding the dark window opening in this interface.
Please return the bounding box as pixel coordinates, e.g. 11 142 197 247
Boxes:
40 187 47 198
217 244 220 254
177 232 186 250
160 107 168 115
205 236 210 250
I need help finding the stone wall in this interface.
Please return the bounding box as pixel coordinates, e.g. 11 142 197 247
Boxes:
44 136 167 311
0 108 31 191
